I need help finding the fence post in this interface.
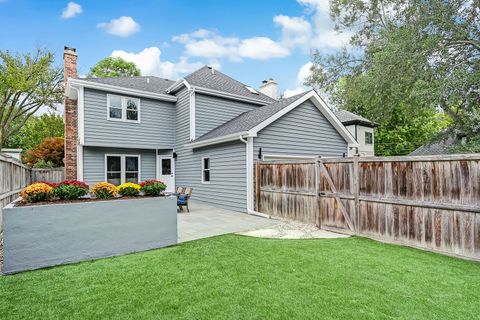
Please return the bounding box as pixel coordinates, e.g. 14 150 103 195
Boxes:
353 156 360 234
315 158 321 228
255 161 261 212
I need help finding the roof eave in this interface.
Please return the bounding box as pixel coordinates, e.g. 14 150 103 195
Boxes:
342 120 378 128
187 131 251 149
68 78 178 102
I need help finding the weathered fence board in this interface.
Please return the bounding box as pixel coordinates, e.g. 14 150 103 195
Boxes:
255 154 480 260
31 168 65 184
0 155 65 232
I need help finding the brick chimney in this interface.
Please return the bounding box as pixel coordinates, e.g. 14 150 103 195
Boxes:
64 46 78 180
259 78 278 100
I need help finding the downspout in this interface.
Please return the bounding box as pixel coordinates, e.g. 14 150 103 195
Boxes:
239 135 271 219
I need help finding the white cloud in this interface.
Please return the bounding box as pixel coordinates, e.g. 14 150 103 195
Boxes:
273 15 312 47
284 62 313 98
97 16 140 37
239 37 289 60
111 47 203 79
173 30 289 61
61 2 82 19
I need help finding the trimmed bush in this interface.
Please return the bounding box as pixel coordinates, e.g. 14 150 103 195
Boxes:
53 180 89 200
117 183 141 197
92 182 117 199
140 180 167 196
20 183 53 203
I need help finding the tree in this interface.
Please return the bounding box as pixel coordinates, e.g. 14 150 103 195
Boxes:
88 57 141 78
23 137 64 168
307 0 479 155
4 113 64 151
0 49 63 150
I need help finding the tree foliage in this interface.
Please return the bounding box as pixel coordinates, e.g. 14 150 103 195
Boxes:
4 113 64 151
89 57 141 78
23 137 64 168
0 49 63 150
307 0 479 155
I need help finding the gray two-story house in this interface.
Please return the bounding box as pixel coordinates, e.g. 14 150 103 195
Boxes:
63 47 358 213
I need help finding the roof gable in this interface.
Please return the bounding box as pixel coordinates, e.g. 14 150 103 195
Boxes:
190 90 358 148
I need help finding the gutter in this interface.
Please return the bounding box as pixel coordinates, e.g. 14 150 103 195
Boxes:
187 131 250 149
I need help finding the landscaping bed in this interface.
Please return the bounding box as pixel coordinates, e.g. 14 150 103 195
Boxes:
0 235 479 319
2 179 177 274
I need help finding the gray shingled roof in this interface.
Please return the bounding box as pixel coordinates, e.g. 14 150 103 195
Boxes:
81 76 175 94
410 137 455 155
193 91 309 143
334 109 375 126
185 66 276 103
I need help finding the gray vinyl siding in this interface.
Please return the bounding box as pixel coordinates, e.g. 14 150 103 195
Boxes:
195 93 259 137
175 89 247 212
254 100 348 158
82 146 156 187
83 88 176 149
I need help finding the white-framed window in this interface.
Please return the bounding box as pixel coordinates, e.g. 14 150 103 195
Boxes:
107 94 140 123
105 154 141 185
365 131 373 145
201 157 210 184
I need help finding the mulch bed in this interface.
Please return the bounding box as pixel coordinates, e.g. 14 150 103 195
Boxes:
14 195 170 207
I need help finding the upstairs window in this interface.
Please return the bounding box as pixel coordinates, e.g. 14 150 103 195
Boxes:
202 157 210 183
365 131 373 144
107 94 140 123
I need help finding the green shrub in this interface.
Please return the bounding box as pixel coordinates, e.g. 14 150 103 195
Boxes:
140 180 167 196
52 180 89 200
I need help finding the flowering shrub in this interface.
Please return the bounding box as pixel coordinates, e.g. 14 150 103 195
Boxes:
20 183 53 203
117 182 141 197
92 182 117 199
52 180 89 200
35 180 58 188
140 180 167 196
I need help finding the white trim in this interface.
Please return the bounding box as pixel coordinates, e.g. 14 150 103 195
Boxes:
245 137 254 211
189 88 196 140
77 86 85 144
201 156 211 184
67 78 177 102
77 144 83 181
192 86 269 105
158 156 175 191
167 79 269 106
104 154 141 184
106 94 141 123
187 131 250 149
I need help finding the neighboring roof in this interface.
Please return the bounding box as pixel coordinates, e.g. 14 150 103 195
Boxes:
81 76 175 95
184 66 276 103
410 136 455 156
334 109 376 127
193 91 312 143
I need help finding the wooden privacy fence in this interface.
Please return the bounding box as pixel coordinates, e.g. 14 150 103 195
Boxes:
255 154 480 260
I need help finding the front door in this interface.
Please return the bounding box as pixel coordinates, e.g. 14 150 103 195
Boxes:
158 156 175 192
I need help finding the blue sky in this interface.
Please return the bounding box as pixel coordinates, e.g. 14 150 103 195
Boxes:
0 0 350 96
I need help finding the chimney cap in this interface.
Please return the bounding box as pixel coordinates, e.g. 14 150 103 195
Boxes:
64 46 76 53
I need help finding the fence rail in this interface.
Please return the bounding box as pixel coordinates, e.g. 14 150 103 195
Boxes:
0 155 64 232
255 154 480 260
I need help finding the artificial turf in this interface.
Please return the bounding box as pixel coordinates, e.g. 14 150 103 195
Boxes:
0 235 479 319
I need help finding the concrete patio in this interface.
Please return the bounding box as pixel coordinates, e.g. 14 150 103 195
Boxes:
177 201 279 243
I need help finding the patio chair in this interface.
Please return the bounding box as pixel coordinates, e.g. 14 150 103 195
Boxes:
177 187 192 213
176 186 185 194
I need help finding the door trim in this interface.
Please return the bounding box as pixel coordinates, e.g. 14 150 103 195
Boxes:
157 156 175 192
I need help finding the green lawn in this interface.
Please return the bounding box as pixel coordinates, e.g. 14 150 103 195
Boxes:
1 236 479 319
